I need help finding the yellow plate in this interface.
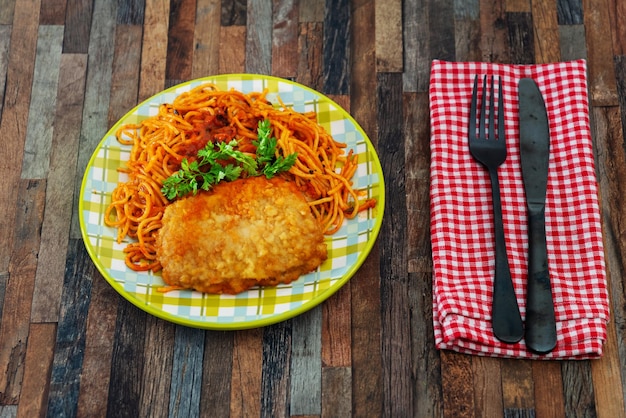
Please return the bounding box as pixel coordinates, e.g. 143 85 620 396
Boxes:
79 74 385 330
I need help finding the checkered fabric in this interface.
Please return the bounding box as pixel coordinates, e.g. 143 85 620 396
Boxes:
429 59 609 359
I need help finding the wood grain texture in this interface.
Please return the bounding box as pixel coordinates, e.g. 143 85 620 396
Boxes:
2 1 626 416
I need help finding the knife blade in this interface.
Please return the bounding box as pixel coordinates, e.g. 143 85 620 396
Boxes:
518 78 557 354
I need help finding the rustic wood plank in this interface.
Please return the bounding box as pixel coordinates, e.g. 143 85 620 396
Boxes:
137 317 175 418
290 309 320 416
583 0 618 106
166 0 196 84
454 0 482 62
0 0 15 24
402 0 430 92
440 352 475 418
21 25 63 179
296 21 323 91
608 0 626 55
63 0 93 53
261 322 292 417
230 329 263 417
70 0 117 239
429 0 455 62
506 12 534 64
272 0 298 77
0 0 41 270
0 179 46 405
191 0 220 78
46 239 95 417
246 0 272 74
106 299 147 418
375 0 402 72
169 326 205 418
505 0 530 12
501 361 534 409
199 331 234 418
17 323 56 418
559 24 587 61
30 53 87 323
557 0 584 24
321 367 352 417
378 72 412 416
323 0 349 95
591 317 626 418
117 0 144 24
219 26 247 73
108 24 142 127
531 0 561 63
322 283 351 368
40 0 67 25
0 25 10 120
561 361 597 417
479 0 509 63
221 0 246 26
139 0 169 101
299 0 323 22
76 268 119 418
532 361 565 418
472 357 504 417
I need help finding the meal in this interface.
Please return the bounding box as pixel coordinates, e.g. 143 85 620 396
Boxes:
156 176 328 294
105 83 375 294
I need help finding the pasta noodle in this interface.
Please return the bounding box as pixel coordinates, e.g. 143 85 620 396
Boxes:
105 83 376 271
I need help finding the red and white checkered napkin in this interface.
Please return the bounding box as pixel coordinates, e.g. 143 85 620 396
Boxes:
429 59 610 359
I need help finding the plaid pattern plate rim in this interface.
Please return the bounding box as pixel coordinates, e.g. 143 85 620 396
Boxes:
79 74 385 330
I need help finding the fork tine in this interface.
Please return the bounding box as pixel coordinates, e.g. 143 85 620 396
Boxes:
497 76 504 142
469 75 478 140
479 75 487 140
488 75 495 141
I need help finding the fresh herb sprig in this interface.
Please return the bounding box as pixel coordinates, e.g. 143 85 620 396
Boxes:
161 120 297 200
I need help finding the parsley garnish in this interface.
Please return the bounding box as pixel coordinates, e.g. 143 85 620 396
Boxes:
161 119 297 200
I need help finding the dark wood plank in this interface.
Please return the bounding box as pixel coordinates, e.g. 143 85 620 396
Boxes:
166 0 196 83
117 0 145 24
271 0 298 77
261 322 292 417
219 25 247 73
169 326 205 417
40 0 67 24
454 0 482 62
322 281 351 368
506 12 534 64
440 352 475 418
501 361 535 410
76 267 119 418
472 357 504 417
0 180 46 405
0 25 10 120
46 239 95 417
18 323 56 418
321 367 352 417
428 0 455 61
532 361 566 418
557 0 584 24
63 0 93 53
559 24 587 61
0 0 15 24
479 0 509 63
108 24 142 126
192 0 221 78
31 53 87 323
322 0 350 95
296 21 323 91
105 299 147 418
221 0 246 26
402 0 430 92
375 0 402 72
199 331 234 418
608 0 626 55
245 0 272 74
138 317 175 418
561 361 597 417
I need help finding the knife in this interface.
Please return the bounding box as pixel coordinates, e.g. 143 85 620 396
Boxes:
518 78 557 354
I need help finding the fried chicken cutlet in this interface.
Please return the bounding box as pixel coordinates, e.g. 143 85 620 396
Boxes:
156 176 328 294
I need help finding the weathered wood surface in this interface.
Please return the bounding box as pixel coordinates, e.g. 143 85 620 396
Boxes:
0 0 625 416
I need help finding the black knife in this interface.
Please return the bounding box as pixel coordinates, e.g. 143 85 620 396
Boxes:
518 78 557 354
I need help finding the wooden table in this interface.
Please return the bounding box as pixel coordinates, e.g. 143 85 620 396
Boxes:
1 0 625 417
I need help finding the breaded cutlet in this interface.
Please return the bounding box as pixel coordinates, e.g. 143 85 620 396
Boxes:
156 176 328 294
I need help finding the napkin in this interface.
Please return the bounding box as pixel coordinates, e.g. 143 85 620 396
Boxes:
429 59 610 359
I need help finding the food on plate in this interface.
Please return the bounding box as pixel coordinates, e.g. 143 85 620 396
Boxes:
156 176 328 294
104 82 376 284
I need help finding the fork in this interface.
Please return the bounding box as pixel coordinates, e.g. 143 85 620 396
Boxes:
468 75 524 344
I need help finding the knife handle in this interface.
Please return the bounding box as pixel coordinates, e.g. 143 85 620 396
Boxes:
525 207 557 354
489 169 524 344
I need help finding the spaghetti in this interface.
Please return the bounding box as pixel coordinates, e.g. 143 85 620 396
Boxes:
105 83 376 271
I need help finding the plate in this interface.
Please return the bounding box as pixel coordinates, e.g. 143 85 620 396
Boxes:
79 74 385 330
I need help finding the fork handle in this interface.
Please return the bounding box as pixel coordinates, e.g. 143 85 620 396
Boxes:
525 207 557 353
488 168 524 343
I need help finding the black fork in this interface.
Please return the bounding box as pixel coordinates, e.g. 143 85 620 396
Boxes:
468 75 524 344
